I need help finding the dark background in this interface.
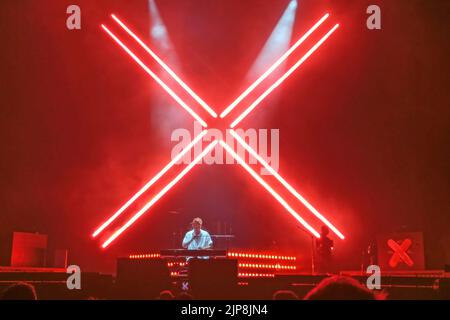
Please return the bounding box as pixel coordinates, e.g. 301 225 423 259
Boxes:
0 0 449 274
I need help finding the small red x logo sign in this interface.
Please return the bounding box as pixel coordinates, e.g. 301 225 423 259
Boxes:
92 12 345 248
388 239 414 267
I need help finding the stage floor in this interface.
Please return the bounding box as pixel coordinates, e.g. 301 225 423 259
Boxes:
0 267 448 299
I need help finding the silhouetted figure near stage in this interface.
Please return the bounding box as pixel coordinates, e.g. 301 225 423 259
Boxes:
272 290 299 300
316 225 334 274
304 276 385 300
156 290 175 300
1 282 37 300
176 292 194 300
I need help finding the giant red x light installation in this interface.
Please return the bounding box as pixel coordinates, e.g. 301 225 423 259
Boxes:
92 12 345 248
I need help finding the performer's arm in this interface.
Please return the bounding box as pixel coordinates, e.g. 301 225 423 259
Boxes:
182 232 194 248
203 233 213 249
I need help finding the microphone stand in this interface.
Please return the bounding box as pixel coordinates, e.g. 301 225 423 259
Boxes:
296 226 316 275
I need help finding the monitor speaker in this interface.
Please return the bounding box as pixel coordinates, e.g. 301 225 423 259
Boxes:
115 258 171 299
10 232 47 267
188 258 237 299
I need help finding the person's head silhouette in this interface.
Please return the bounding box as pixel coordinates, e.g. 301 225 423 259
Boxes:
1 282 37 300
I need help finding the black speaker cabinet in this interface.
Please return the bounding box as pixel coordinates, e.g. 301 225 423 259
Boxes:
115 258 171 299
188 258 238 299
440 278 450 299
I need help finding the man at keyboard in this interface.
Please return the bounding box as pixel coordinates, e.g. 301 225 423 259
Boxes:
182 217 213 260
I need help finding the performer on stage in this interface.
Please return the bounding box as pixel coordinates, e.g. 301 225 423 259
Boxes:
182 217 213 251
316 225 334 274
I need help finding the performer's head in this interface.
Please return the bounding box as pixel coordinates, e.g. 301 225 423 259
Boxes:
321 225 330 236
191 217 203 233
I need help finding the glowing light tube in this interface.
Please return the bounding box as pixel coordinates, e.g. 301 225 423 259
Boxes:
220 13 330 119
231 24 339 128
230 129 344 239
102 140 219 248
92 130 208 238
111 14 218 118
219 140 320 238
101 24 208 127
